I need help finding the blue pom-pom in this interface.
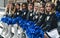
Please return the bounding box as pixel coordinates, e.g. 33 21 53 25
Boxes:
1 16 44 38
56 11 60 20
7 17 12 24
1 17 8 23
12 18 17 24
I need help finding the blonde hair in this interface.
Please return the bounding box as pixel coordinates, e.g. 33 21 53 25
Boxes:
45 2 55 14
34 2 40 13
34 2 40 7
5 3 15 15
38 2 45 13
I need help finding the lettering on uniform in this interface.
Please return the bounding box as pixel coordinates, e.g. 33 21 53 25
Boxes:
35 15 38 19
23 12 26 15
17 12 19 15
39 15 42 19
46 16 50 21
30 13 32 16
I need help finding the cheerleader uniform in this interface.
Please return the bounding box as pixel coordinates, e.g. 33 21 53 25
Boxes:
13 9 22 18
42 13 58 32
43 13 59 38
33 12 40 24
21 9 28 19
27 10 34 21
35 13 46 27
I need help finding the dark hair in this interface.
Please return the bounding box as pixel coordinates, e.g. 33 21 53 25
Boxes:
40 3 45 8
51 3 55 10
16 3 20 6
12 3 15 7
22 2 28 8
46 2 55 9
28 2 34 6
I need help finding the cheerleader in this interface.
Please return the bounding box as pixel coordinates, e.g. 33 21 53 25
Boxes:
43 2 59 38
33 2 40 23
1 3 15 38
21 3 28 19
12 3 24 38
35 3 46 27
6 3 16 38
27 2 34 21
5 3 15 17
0 3 10 36
43 2 57 32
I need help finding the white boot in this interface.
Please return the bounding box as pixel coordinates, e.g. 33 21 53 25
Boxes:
0 22 8 37
5 25 12 38
12 24 18 38
18 26 24 38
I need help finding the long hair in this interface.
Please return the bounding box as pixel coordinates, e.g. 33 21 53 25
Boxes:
22 2 28 10
5 3 10 13
34 2 40 13
5 3 15 15
45 2 55 14
39 2 45 12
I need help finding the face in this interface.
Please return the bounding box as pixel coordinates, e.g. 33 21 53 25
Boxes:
6 3 10 9
16 4 20 9
22 4 26 9
20 5 22 10
46 3 52 12
39 5 45 13
9 3 14 9
34 6 38 11
28 4 33 10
